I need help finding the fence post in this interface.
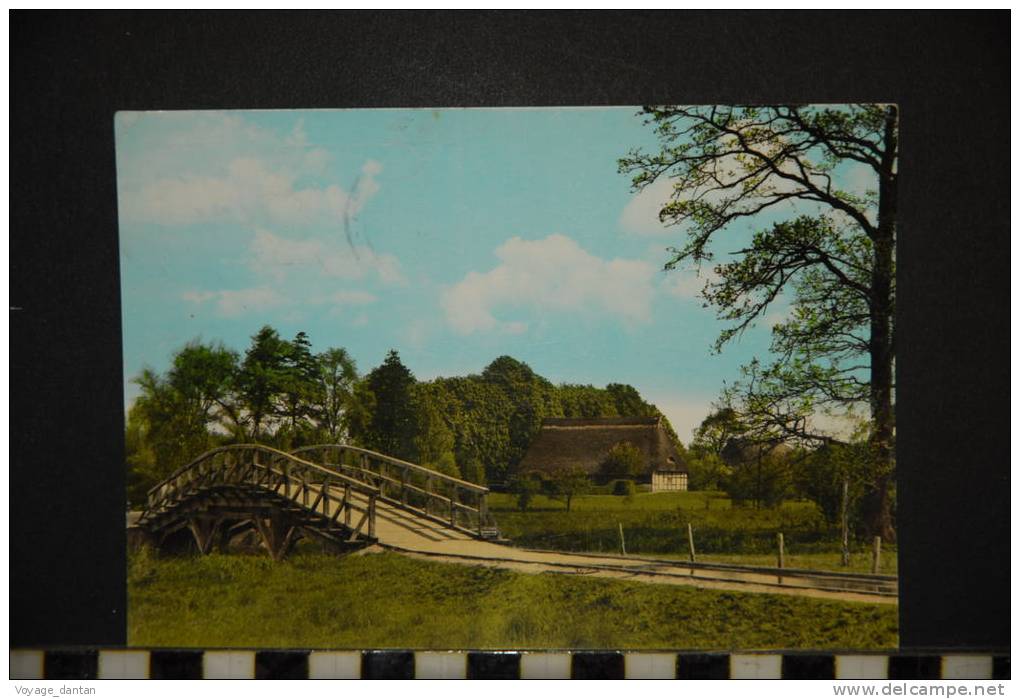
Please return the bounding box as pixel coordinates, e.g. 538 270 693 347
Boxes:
618 522 627 556
777 532 785 584
840 478 851 567
450 486 457 527
686 523 697 563
368 495 377 539
478 493 487 538
872 536 882 574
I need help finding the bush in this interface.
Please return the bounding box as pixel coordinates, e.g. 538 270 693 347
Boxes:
685 451 731 491
510 475 541 512
612 479 636 497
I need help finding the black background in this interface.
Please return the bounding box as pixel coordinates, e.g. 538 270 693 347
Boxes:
11 11 1009 650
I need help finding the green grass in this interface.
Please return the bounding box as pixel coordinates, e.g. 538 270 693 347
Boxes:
490 490 898 575
128 547 897 650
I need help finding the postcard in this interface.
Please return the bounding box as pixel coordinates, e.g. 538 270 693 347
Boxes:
116 105 899 651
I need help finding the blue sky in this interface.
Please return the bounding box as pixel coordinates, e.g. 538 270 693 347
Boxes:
115 107 872 441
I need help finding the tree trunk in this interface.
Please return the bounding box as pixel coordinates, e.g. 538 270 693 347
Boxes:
863 105 898 543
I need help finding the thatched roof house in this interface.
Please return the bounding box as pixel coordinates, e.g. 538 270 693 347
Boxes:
517 417 689 491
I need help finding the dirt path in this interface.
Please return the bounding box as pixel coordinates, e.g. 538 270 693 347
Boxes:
354 494 898 605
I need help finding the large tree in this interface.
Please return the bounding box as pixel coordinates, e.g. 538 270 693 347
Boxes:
619 105 897 540
237 326 293 441
310 347 359 443
358 349 419 461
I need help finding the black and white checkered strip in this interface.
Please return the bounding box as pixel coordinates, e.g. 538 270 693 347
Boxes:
9 650 1009 680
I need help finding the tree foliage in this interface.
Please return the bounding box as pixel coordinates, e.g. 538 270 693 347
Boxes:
620 104 897 539
685 407 744 490
791 426 891 537
310 347 359 443
125 334 678 506
411 382 459 478
356 349 419 461
548 465 590 512
720 439 795 509
598 441 647 483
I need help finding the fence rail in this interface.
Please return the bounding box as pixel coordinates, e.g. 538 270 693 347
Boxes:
291 444 499 539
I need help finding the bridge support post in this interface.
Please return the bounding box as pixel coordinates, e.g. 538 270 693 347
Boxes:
478 494 487 538
253 508 299 561
187 517 224 555
368 496 376 539
450 486 457 528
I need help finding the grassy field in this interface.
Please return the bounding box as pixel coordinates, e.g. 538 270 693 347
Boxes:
129 548 897 649
489 490 898 575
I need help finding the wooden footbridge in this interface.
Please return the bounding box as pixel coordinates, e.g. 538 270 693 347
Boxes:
133 444 897 603
134 443 499 561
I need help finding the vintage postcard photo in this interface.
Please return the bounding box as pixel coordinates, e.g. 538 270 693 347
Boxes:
117 105 898 650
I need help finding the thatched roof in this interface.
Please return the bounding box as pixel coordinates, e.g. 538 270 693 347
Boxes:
516 417 687 478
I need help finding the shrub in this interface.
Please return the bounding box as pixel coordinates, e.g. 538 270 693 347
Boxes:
612 479 636 497
510 474 541 512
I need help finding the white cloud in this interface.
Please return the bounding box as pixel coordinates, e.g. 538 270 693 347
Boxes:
501 321 529 335
122 156 381 228
183 286 378 320
404 318 430 349
180 290 217 304
763 303 794 328
441 234 655 335
662 265 719 299
286 118 308 147
116 112 383 228
619 153 759 237
181 287 285 317
327 290 377 306
619 176 676 236
248 229 406 286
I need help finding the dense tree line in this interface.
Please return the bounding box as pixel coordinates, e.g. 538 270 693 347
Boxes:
125 326 679 505
685 406 882 541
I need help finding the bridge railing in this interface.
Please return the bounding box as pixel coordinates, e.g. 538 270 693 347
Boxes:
291 444 499 539
142 444 382 542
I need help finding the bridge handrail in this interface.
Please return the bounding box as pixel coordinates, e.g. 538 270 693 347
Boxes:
291 444 490 495
293 444 500 539
145 444 380 499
